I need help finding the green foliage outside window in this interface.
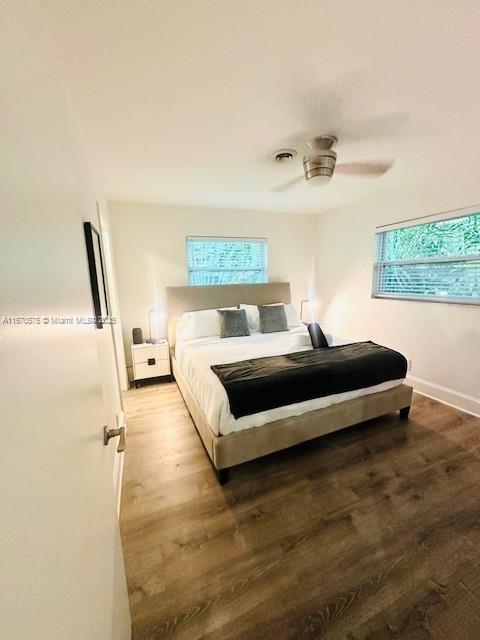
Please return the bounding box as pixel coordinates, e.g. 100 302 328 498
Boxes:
383 214 480 261
374 213 480 302
187 237 267 286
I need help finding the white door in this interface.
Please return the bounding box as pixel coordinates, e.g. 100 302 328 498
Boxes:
97 204 130 513
94 204 127 514
0 3 131 639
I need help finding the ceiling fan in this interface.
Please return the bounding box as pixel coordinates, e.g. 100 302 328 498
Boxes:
272 135 392 192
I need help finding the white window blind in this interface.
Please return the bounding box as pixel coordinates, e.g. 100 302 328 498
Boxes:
373 212 480 304
186 236 267 286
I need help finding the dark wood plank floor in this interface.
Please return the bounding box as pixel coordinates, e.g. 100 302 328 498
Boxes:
121 383 480 640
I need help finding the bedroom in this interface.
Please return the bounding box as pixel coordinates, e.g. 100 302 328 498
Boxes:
1 2 480 639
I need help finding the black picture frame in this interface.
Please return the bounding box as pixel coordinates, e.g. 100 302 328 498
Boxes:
83 221 109 329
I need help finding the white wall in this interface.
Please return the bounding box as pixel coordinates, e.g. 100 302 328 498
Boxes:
109 201 318 375
316 186 480 416
0 3 130 638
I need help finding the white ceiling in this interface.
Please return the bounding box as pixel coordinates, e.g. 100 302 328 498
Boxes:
45 1 480 214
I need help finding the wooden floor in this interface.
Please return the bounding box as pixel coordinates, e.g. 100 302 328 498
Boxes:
121 382 480 640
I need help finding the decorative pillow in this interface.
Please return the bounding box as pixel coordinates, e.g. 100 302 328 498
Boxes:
307 322 329 348
258 304 288 333
241 303 302 331
176 307 236 341
217 309 250 338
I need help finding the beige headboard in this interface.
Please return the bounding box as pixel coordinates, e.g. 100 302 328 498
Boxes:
166 282 291 346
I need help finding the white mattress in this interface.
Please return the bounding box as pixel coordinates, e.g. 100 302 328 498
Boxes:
175 326 404 436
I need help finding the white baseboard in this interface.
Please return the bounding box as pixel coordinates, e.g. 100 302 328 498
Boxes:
406 374 480 418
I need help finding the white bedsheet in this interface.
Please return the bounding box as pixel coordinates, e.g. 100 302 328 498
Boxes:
175 327 404 436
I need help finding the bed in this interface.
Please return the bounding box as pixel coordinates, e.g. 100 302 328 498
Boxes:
167 282 413 483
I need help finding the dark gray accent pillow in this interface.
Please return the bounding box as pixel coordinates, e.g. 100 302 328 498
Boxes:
258 304 288 333
217 309 250 338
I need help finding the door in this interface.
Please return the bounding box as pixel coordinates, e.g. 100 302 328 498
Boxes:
97 204 130 513
0 2 131 638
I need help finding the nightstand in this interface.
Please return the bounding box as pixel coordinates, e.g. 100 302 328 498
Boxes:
131 341 171 387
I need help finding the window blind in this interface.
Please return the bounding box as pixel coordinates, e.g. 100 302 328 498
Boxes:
186 236 267 286
373 212 480 304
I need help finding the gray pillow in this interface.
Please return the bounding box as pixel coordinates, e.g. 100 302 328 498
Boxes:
217 308 250 338
258 304 288 333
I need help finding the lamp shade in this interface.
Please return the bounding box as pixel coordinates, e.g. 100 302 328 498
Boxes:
300 299 309 324
149 308 166 343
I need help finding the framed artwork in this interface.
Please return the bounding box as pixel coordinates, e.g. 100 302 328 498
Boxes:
83 221 109 329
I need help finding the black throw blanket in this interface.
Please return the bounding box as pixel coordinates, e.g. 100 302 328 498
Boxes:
211 341 407 419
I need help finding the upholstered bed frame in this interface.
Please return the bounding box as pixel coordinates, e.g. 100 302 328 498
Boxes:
167 283 413 484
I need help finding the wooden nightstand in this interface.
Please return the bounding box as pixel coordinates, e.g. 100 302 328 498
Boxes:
131 341 171 387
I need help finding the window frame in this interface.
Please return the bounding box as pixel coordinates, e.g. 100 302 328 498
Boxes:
372 207 480 306
186 235 268 286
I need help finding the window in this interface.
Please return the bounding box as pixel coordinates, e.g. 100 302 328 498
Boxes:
373 211 480 304
186 236 267 286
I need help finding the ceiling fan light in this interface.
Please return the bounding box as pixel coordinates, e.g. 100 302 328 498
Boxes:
306 172 332 186
303 151 336 185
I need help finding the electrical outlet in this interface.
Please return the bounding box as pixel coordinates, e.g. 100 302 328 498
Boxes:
407 359 412 372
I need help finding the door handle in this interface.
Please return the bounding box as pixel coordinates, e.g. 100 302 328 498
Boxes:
103 425 126 453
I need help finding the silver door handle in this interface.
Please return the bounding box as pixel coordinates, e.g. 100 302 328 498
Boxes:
103 425 126 453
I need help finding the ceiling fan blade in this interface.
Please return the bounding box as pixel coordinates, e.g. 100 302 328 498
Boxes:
271 175 305 192
335 161 393 177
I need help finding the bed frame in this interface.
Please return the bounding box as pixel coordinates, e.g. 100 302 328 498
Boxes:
167 283 413 484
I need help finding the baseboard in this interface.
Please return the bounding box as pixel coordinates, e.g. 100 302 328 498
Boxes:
406 374 480 418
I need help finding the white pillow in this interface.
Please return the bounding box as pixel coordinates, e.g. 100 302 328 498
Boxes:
240 303 302 331
176 307 236 341
239 304 261 332
282 303 303 328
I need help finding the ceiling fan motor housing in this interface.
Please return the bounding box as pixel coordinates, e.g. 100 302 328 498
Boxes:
303 149 337 184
